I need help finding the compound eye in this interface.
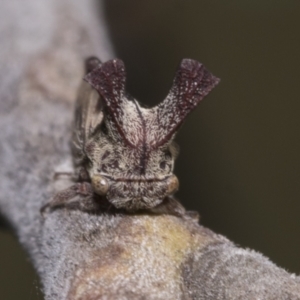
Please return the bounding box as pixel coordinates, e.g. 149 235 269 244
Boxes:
166 175 179 195
92 175 109 196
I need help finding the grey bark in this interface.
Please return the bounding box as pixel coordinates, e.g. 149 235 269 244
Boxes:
0 0 299 299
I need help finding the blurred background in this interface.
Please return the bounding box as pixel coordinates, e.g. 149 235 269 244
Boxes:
1 0 300 299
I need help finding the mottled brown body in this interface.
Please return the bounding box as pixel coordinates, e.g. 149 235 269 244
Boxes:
42 57 219 215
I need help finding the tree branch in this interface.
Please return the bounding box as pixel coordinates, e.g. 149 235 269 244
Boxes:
0 0 299 299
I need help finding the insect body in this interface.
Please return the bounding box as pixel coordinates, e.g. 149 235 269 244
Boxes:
42 57 219 216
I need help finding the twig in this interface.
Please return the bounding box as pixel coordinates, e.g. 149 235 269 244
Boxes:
0 0 299 299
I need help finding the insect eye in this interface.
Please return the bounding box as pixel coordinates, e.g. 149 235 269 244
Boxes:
91 175 109 196
160 161 166 170
166 175 179 195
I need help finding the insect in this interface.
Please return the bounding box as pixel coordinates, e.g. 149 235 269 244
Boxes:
41 57 219 216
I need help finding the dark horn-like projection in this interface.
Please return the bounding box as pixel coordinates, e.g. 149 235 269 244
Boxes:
84 59 135 146
150 59 220 148
84 59 127 125
84 58 219 149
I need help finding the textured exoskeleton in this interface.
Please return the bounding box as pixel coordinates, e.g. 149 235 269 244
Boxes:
42 57 219 216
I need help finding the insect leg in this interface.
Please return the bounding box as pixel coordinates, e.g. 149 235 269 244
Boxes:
150 196 186 217
40 182 94 216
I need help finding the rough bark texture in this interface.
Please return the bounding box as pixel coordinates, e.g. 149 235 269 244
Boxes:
0 0 299 299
